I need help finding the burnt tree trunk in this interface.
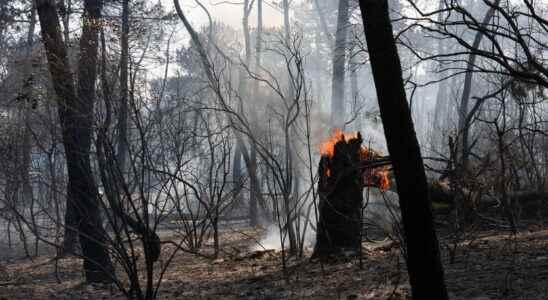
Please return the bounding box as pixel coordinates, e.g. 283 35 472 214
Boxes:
313 134 364 258
358 1 448 299
36 0 114 283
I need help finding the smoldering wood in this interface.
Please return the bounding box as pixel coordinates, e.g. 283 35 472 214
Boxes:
312 132 391 259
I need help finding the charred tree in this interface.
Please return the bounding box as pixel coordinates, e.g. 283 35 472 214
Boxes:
35 0 114 283
312 131 389 259
313 134 364 258
358 0 449 299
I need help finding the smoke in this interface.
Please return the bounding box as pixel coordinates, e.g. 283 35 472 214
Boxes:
250 189 401 252
358 118 388 153
251 225 284 251
363 189 401 237
251 220 316 251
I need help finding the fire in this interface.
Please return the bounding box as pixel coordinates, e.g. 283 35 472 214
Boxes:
364 167 390 191
319 128 390 191
318 128 360 158
377 169 390 191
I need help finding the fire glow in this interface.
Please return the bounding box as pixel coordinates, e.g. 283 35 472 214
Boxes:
318 129 390 191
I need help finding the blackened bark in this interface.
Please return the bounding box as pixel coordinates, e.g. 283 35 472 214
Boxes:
35 0 114 283
358 1 448 299
313 135 364 259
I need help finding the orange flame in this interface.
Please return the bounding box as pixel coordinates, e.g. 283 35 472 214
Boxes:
364 167 390 191
318 128 359 158
319 129 390 191
377 169 390 191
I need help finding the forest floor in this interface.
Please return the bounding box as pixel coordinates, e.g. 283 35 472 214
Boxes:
1 225 548 300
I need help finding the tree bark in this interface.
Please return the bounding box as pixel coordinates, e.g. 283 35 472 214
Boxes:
358 1 448 299
35 0 114 283
313 135 364 259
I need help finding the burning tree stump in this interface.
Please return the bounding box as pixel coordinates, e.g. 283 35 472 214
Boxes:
312 130 390 259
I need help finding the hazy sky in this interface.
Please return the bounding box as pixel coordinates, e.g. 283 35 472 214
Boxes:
146 0 299 77
176 0 292 29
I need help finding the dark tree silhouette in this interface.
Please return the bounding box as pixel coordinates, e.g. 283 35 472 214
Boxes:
358 0 449 299
35 0 114 283
313 134 364 258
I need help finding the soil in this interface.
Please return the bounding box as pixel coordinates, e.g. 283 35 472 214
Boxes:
1 226 548 299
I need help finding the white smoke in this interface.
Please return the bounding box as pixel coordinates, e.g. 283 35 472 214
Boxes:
359 119 388 153
250 189 401 251
363 189 401 238
251 225 284 251
251 219 316 251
